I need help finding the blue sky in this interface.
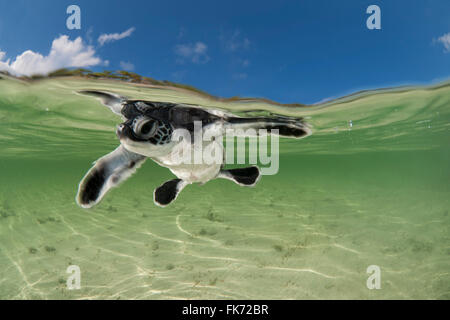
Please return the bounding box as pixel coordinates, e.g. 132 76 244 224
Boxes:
0 0 449 104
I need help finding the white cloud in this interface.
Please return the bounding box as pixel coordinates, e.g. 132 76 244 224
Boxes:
238 58 250 67
220 30 250 52
175 42 209 64
437 33 450 52
232 73 247 80
0 35 102 76
98 27 135 46
85 26 94 45
171 70 187 81
119 61 134 71
177 27 186 39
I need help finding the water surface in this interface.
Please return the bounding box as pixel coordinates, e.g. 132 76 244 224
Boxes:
0 76 449 299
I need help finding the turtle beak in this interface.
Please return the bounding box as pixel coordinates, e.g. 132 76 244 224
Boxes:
116 123 131 139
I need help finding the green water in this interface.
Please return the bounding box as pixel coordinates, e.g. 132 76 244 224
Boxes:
0 76 449 299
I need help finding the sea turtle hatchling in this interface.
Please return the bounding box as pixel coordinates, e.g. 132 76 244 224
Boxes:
75 91 311 208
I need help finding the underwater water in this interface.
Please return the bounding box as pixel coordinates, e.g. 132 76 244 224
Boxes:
0 76 449 299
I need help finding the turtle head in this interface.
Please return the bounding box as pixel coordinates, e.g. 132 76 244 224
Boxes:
120 101 143 119
116 102 158 148
116 116 172 157
117 117 157 141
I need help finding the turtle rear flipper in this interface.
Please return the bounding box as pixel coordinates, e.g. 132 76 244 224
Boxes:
218 166 261 186
154 179 188 207
225 116 311 139
76 145 146 208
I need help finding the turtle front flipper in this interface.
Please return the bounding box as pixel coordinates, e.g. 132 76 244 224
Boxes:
76 145 146 208
77 90 126 116
153 179 188 207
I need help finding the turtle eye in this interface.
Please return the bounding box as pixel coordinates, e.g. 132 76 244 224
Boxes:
134 118 157 139
140 122 153 135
